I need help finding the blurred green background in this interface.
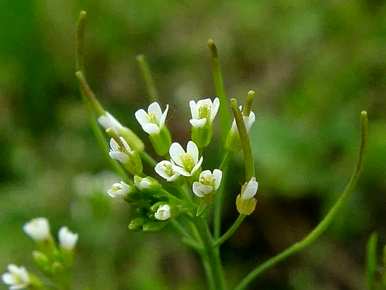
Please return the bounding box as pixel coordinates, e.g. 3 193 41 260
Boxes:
0 0 385 289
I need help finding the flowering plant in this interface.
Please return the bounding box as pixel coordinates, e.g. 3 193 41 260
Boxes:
2 10 369 290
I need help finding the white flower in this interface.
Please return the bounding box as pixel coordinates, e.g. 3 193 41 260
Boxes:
135 102 169 135
240 177 258 200
2 264 30 290
97 112 123 131
58 227 78 251
109 138 133 164
154 204 171 221
155 160 180 182
169 141 203 176
107 181 132 199
192 169 222 197
189 97 220 128
23 218 50 241
231 106 255 133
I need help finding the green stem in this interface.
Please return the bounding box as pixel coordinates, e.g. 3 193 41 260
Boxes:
213 151 231 238
214 215 246 247
234 111 368 290
75 11 128 181
136 54 159 102
195 217 226 290
171 220 202 251
366 232 378 290
208 38 231 141
230 99 255 180
140 151 157 167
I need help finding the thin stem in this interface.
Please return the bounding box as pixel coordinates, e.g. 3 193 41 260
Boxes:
234 111 368 290
136 54 159 102
214 214 246 247
171 220 202 251
75 11 127 180
208 38 231 141
195 217 226 290
230 98 255 180
75 10 87 72
366 232 378 290
213 151 231 238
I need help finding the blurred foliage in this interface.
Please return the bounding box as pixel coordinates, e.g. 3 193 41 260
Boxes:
0 0 385 289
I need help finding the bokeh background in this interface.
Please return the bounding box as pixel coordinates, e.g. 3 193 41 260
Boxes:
0 1 385 289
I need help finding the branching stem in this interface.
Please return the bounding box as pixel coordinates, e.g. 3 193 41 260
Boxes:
234 111 368 290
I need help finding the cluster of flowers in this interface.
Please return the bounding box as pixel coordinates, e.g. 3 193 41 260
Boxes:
98 96 258 231
2 218 78 290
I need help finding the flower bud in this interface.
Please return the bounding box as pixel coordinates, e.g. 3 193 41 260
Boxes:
225 108 255 151
23 218 51 242
134 176 161 193
107 181 135 200
32 251 50 272
108 136 143 175
236 177 258 215
128 217 145 231
58 227 78 251
98 112 144 152
189 98 219 148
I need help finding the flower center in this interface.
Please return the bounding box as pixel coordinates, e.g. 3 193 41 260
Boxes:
147 112 158 124
200 175 215 187
163 163 174 176
198 105 210 120
180 153 195 172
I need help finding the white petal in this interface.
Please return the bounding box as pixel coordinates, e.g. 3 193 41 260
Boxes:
2 273 16 285
189 100 198 119
166 174 179 182
58 227 78 250
148 102 163 120
155 161 172 180
192 182 212 197
23 218 50 241
191 157 203 175
135 109 149 126
242 177 258 199
169 143 185 166
119 137 132 152
246 111 256 131
197 98 212 108
109 138 120 152
154 204 171 221
187 141 199 163
172 165 191 176
200 170 212 179
190 118 207 128
211 97 220 121
213 169 223 190
159 104 169 127
109 152 128 164
97 112 122 130
143 123 160 134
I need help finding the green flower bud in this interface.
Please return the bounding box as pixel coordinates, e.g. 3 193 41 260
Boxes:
32 251 50 273
236 177 258 215
128 217 146 231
